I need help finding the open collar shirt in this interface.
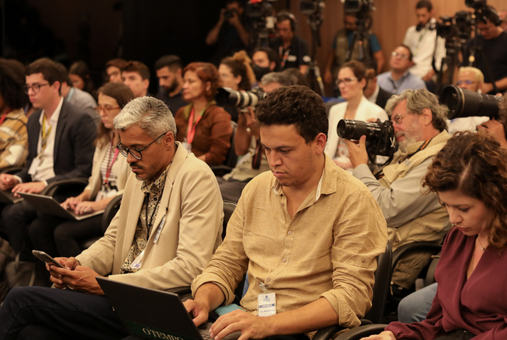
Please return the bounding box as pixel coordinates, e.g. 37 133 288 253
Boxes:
377 70 426 95
192 155 387 329
121 165 171 273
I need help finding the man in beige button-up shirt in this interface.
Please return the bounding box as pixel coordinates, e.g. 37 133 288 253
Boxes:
186 85 388 340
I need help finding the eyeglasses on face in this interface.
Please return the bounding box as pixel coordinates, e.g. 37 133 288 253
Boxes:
392 113 406 125
456 80 476 86
391 51 410 60
117 132 168 160
336 77 358 86
95 105 121 114
23 83 49 94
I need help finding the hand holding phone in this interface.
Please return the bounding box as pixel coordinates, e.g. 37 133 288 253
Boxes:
32 250 64 268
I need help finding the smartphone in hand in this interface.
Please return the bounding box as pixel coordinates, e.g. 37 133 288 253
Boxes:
32 250 64 268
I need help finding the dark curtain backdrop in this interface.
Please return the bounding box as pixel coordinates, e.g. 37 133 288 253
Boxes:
122 0 227 94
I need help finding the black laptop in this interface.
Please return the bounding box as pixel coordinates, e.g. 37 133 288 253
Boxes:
97 278 214 340
0 189 22 204
19 192 103 220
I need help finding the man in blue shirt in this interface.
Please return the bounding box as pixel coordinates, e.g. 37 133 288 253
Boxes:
377 45 426 95
324 13 385 85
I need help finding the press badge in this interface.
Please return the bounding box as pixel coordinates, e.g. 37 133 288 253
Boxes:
131 250 144 269
258 292 276 316
153 212 167 244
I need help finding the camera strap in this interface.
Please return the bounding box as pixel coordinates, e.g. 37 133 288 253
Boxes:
374 137 433 180
279 46 291 69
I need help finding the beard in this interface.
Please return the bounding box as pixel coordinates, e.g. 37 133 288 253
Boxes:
396 130 421 153
164 80 179 94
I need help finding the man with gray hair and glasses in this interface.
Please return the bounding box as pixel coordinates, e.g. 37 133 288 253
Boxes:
0 97 224 340
344 88 451 297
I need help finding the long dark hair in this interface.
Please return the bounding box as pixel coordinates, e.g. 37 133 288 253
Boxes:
95 82 134 146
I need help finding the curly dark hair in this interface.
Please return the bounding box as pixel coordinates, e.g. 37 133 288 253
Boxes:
255 85 328 143
423 131 507 250
0 59 28 109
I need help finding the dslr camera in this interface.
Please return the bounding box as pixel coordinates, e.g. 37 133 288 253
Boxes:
215 87 267 108
337 119 397 158
224 8 239 19
245 0 276 19
341 0 374 15
439 85 502 119
300 0 325 16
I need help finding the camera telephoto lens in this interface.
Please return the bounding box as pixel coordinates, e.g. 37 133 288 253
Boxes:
439 85 501 120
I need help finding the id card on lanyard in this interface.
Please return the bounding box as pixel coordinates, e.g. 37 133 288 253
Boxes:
279 46 291 69
184 108 204 152
29 114 52 175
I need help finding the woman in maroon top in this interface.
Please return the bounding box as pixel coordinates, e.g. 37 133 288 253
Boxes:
174 62 232 165
363 131 507 340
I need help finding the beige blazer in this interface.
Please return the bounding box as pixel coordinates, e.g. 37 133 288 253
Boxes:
84 141 131 198
76 143 224 290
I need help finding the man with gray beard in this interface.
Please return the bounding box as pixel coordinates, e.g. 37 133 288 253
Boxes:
344 89 451 296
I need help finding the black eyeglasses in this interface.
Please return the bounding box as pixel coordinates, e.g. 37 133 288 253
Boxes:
117 132 168 160
95 105 121 114
23 83 49 94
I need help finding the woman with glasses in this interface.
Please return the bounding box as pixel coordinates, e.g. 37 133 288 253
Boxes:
362 131 507 340
174 62 233 165
29 82 134 260
325 60 388 171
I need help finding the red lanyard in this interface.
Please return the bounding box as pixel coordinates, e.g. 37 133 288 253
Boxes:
0 113 8 126
104 141 119 185
186 108 203 145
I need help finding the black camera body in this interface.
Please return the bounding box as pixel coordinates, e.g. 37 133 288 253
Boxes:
439 85 502 120
342 0 374 15
215 87 267 108
245 0 276 19
224 8 239 19
435 11 474 41
465 0 487 10
337 119 397 157
300 0 325 16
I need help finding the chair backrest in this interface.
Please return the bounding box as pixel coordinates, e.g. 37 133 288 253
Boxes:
364 242 392 324
222 200 237 240
223 121 238 168
101 194 123 233
79 194 123 251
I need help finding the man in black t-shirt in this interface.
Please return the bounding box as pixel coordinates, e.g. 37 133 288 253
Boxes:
154 55 187 114
269 12 311 74
462 7 507 94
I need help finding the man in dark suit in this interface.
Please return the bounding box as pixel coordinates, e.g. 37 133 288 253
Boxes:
0 58 96 263
364 68 393 112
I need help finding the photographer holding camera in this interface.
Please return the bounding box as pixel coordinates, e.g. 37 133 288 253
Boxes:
462 5 507 94
403 1 446 88
206 0 251 66
324 12 384 85
344 89 451 293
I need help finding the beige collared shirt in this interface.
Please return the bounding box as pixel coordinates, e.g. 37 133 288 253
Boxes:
192 155 388 329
